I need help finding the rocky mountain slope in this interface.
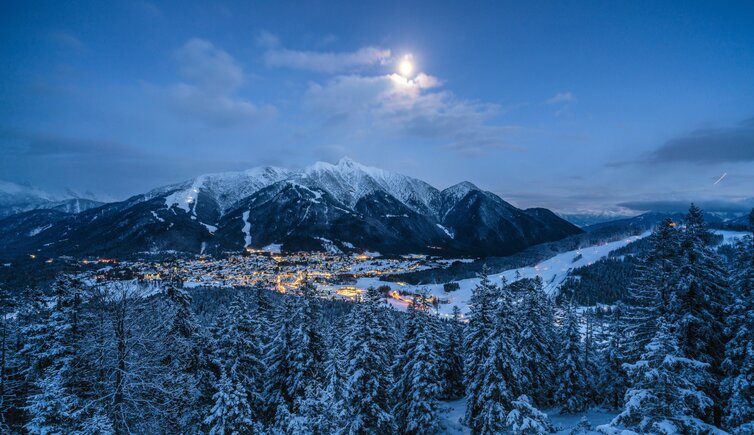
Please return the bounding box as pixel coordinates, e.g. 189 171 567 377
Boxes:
0 158 582 260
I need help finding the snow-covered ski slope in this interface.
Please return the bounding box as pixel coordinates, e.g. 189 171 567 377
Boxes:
361 229 750 316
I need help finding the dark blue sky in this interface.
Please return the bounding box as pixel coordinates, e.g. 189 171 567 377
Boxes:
1 0 753 213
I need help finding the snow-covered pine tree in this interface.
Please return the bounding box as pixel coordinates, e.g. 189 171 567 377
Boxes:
394 291 442 434
292 279 327 399
516 276 558 407
263 293 296 425
204 364 261 435
611 318 715 434
475 278 521 433
210 292 264 425
554 301 588 414
440 305 465 400
673 205 730 423
24 369 79 435
160 272 205 432
463 268 498 429
340 286 396 434
504 394 554 434
596 303 629 410
721 210 754 433
622 218 680 362
21 276 84 433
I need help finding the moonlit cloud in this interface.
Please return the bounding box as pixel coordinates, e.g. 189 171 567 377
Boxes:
304 70 518 154
264 46 391 73
167 38 275 125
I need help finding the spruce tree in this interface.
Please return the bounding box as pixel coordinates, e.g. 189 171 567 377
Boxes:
440 306 465 400
340 287 396 434
516 277 557 406
204 365 260 435
554 302 588 413
721 211 754 433
505 395 554 434
463 269 498 429
474 278 521 433
612 318 715 434
394 292 442 434
622 218 680 362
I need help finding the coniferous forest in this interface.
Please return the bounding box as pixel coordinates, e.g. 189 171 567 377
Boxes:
1 206 753 434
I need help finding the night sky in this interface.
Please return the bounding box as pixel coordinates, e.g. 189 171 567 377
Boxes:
1 0 753 214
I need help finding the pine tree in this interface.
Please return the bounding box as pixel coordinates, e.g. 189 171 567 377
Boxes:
21 276 84 432
263 294 296 424
472 277 521 433
440 306 465 400
212 293 264 416
554 302 588 413
505 395 554 434
721 211 754 433
463 269 498 429
672 205 730 424
596 304 629 410
515 277 557 406
204 365 260 435
160 273 205 432
394 292 442 434
612 318 715 434
340 287 396 434
24 369 78 435
622 218 680 362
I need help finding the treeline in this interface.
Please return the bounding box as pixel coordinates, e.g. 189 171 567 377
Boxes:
558 256 639 305
0 206 752 434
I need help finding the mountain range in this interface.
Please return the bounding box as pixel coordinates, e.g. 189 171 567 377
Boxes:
0 158 582 260
0 181 105 219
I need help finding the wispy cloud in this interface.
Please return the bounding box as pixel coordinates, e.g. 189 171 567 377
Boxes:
255 30 280 49
545 91 575 104
264 45 391 73
167 38 275 125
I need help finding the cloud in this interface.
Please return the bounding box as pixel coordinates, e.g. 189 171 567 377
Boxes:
304 72 519 154
1 130 147 159
168 38 274 125
546 91 575 104
646 118 754 164
265 46 391 73
617 198 754 214
256 30 280 49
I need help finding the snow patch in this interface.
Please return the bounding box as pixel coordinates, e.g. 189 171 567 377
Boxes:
315 237 343 255
150 210 165 223
28 224 52 237
437 223 455 238
241 211 251 247
263 243 282 253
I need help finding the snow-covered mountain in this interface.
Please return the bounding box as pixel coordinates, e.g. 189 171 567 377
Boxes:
0 180 105 218
0 158 583 259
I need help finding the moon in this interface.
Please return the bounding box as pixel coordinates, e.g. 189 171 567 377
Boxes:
399 58 414 77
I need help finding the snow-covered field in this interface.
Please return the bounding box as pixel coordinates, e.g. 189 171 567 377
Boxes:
437 398 619 434
357 232 651 315
358 229 750 316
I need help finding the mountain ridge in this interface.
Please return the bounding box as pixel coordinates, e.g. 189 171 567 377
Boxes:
0 158 583 260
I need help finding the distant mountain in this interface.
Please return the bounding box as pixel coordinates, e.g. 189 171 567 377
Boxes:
0 180 105 218
0 158 582 260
